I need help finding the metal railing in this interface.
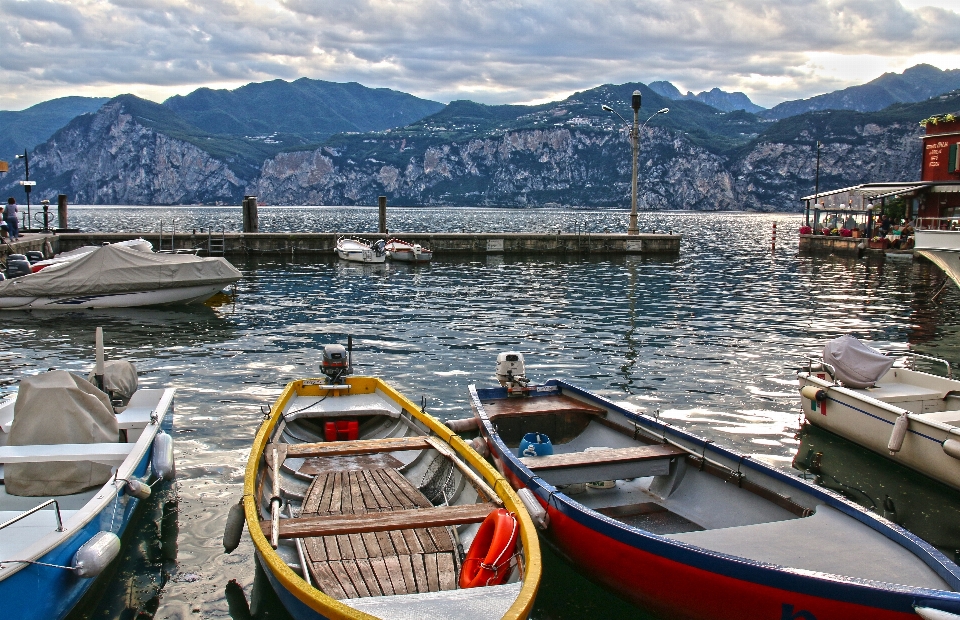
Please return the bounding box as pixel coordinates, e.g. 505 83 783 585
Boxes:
0 499 64 533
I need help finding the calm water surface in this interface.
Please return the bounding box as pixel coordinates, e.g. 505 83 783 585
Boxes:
7 207 960 619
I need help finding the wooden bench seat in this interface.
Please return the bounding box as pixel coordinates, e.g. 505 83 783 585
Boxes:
285 436 432 459
520 444 685 486
297 467 464 599
479 394 606 420
263 503 494 539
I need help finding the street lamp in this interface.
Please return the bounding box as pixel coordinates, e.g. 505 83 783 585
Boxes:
603 92 668 234
14 150 34 232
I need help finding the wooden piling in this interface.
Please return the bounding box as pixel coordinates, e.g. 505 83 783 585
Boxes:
378 196 387 234
57 194 68 230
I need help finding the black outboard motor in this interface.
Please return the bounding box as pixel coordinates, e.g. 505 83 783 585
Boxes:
5 254 31 279
25 251 43 264
320 343 351 383
372 239 386 256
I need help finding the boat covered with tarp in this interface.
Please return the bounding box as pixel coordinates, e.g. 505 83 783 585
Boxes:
0 243 241 309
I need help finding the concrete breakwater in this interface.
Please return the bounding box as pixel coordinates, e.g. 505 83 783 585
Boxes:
45 231 681 257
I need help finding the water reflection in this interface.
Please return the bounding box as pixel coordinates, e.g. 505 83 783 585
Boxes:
7 210 960 618
793 424 960 559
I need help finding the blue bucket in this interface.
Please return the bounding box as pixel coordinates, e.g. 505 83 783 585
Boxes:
518 432 553 457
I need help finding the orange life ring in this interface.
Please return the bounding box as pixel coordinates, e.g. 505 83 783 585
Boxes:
459 508 518 588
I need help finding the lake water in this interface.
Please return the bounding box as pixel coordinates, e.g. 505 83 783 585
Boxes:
7 206 960 619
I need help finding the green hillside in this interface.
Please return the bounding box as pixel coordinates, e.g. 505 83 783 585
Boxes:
0 96 108 162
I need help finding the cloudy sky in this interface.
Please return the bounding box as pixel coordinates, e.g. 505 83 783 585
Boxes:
1 0 959 111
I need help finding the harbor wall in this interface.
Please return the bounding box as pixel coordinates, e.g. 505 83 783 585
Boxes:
47 232 681 256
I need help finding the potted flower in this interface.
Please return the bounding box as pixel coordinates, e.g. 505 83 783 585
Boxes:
799 225 813 235
869 236 889 249
840 228 852 237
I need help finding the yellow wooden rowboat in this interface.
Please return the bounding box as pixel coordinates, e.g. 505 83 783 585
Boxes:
240 375 541 620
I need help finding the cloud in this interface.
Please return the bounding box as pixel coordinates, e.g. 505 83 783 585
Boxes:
0 0 958 110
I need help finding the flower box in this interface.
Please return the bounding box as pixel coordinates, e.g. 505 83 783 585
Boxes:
869 239 889 250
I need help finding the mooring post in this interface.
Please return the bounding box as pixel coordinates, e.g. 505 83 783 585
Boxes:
243 196 259 233
57 194 68 230
378 196 387 234
771 222 777 252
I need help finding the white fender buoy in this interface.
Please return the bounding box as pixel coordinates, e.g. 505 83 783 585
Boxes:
446 417 480 433
888 413 909 454
125 478 151 500
73 531 121 578
517 487 549 530
152 431 176 481
468 436 489 458
943 439 960 461
915 606 960 620
223 500 245 553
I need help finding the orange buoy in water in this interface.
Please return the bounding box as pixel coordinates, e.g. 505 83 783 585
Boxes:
459 509 519 588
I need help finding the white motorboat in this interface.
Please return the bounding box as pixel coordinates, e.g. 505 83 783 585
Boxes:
0 329 175 619
798 335 960 491
29 238 155 273
385 238 433 262
334 237 386 263
0 243 241 309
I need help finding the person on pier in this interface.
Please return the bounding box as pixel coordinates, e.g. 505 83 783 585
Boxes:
3 198 20 241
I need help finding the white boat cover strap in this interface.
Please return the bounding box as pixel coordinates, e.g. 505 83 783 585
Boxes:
5 371 119 496
88 360 138 403
823 335 893 389
0 243 241 298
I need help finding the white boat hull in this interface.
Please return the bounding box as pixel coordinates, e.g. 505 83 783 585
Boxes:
914 231 960 288
798 368 960 490
334 248 386 263
0 283 228 309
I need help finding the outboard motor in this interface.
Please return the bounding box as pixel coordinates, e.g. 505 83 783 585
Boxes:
321 343 351 383
5 254 31 279
496 352 530 389
25 251 44 264
372 239 386 256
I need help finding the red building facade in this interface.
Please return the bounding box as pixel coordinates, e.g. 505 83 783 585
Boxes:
918 115 960 222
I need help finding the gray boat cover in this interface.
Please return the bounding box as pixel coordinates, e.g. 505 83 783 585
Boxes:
88 360 138 405
6 371 119 496
0 243 241 298
822 335 893 389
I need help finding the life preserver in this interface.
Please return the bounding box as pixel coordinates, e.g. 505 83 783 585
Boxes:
459 508 518 588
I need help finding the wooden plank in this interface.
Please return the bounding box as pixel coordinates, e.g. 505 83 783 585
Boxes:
480 394 606 419
305 537 328 562
303 472 331 514
266 503 496 539
424 553 440 593
410 553 429 593
369 470 413 555
308 562 348 600
329 561 359 599
381 467 432 508
340 560 370 598
286 436 431 458
346 471 372 560
382 555 407 595
424 526 455 553
438 553 457 591
355 558 381 596
368 556 395 596
396 554 418 594
520 444 685 471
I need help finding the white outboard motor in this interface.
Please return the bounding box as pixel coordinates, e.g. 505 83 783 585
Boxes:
496 352 529 388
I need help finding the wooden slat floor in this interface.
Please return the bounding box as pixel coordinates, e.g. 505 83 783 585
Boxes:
302 466 458 599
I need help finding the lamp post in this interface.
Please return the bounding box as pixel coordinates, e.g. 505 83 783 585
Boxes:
603 92 669 235
15 150 33 232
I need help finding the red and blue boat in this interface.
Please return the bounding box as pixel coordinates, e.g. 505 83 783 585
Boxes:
469 353 960 620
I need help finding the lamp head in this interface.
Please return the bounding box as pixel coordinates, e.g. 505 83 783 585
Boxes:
631 90 641 112
658 108 669 114
15 154 24 159
601 105 614 113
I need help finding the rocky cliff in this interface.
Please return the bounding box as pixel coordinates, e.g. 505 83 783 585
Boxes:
1 90 943 212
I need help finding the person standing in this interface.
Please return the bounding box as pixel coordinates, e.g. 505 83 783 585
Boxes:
3 198 20 241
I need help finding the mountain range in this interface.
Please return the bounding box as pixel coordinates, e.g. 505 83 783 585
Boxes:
1 65 958 211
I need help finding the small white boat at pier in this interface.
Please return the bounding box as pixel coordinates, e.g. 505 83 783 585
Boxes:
798 335 960 491
385 238 433 263
335 237 386 263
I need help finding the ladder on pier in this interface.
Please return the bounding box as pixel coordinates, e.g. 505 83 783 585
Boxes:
207 230 225 256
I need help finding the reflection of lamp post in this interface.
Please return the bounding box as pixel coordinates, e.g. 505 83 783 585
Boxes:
15 150 33 232
603 93 669 234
